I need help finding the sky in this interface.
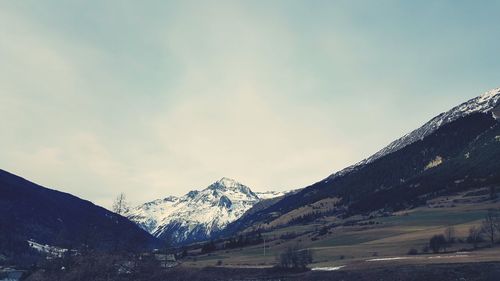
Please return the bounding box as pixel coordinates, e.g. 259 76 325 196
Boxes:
1 0 500 208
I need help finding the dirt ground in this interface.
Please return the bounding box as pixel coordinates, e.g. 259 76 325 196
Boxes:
161 262 500 281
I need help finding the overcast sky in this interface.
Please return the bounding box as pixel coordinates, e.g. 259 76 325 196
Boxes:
1 0 499 208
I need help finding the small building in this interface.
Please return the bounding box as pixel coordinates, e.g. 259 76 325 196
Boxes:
155 253 178 268
0 268 24 281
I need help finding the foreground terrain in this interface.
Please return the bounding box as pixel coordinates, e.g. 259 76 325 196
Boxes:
9 186 500 281
18 255 500 281
159 262 500 281
180 188 499 269
2 89 500 281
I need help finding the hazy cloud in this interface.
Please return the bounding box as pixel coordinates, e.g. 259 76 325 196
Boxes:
1 1 499 208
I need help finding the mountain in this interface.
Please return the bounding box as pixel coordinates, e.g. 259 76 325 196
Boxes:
329 88 500 180
126 178 287 245
0 169 158 255
224 88 500 234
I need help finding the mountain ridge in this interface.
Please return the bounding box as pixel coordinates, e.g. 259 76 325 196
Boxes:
220 88 500 235
0 169 157 253
126 177 288 245
326 88 500 182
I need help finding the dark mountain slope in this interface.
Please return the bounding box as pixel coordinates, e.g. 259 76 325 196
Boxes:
0 169 158 252
224 112 500 234
349 115 500 213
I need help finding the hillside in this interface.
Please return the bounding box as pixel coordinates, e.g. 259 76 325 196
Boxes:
174 90 500 273
0 169 157 255
223 88 500 235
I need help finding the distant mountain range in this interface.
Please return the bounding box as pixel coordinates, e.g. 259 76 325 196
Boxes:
0 170 157 253
126 178 288 245
223 88 500 235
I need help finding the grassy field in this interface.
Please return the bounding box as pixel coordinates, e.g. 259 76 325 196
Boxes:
162 262 500 281
181 189 500 269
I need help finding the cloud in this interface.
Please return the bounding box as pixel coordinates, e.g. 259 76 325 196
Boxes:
1 1 500 209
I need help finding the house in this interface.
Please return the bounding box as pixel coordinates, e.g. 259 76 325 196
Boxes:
0 268 24 281
155 253 178 268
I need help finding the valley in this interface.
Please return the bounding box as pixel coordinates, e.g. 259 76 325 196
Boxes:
2 88 500 280
180 188 500 269
4 0 500 279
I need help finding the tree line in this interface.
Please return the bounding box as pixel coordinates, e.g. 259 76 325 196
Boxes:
424 209 500 254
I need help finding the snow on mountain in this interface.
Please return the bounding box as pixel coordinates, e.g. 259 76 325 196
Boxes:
126 178 286 244
255 190 288 200
326 88 500 182
28 240 68 258
125 196 179 236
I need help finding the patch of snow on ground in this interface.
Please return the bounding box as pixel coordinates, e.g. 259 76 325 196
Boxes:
311 265 345 271
366 253 470 263
427 254 469 259
367 257 414 262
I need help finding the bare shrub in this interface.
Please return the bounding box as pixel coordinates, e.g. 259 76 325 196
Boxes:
429 234 447 253
278 245 313 270
481 210 500 246
444 226 456 244
407 248 418 255
467 225 483 249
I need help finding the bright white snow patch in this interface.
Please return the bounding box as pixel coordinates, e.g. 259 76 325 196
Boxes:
312 266 345 271
427 254 469 259
366 257 414 262
28 240 67 258
366 254 470 263
255 190 288 200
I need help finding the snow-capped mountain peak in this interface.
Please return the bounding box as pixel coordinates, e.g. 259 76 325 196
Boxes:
326 88 500 181
126 178 286 245
216 177 240 187
207 177 257 197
